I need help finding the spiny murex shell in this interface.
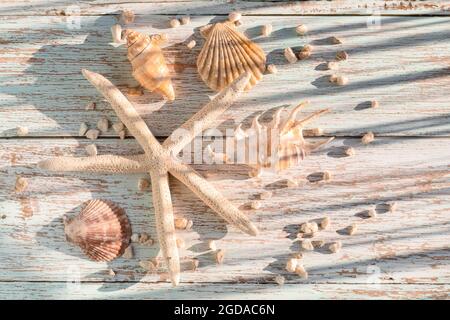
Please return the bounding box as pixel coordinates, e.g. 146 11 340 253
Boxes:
207 101 334 171
197 21 266 92
122 29 175 101
64 199 132 262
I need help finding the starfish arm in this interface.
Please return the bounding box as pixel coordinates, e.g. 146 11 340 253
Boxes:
149 168 180 287
37 154 150 173
82 69 163 159
169 161 259 236
163 72 251 155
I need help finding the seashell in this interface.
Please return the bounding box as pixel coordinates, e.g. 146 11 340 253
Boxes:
122 29 175 101
64 199 132 262
197 21 266 92
208 101 334 171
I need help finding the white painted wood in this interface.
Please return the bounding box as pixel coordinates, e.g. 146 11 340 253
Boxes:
0 282 448 300
1 15 449 137
1 137 449 287
1 0 449 16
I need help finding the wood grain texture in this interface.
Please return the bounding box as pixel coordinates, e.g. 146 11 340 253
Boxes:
1 0 449 300
1 15 450 137
1 0 450 16
0 282 448 300
1 138 449 287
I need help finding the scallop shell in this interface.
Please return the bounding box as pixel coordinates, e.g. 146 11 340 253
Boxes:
122 29 175 101
197 21 266 91
64 199 132 262
207 102 334 171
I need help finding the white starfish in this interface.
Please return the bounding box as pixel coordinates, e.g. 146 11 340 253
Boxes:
38 69 258 286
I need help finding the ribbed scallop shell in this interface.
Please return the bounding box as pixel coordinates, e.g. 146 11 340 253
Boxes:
64 199 132 262
197 21 266 92
123 29 175 101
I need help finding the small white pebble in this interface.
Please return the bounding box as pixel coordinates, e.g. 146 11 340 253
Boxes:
285 258 298 273
336 51 348 61
208 240 217 251
336 75 349 86
85 102 96 110
329 74 338 83
169 18 180 28
112 122 124 134
327 61 339 70
215 249 225 264
228 11 242 23
186 40 196 49
120 9 135 24
328 241 342 253
362 132 375 145
295 24 308 35
259 190 273 200
85 144 97 156
366 208 377 218
15 176 28 192
118 130 126 140
387 202 398 213
266 64 278 74
248 168 262 178
275 275 285 286
301 239 314 251
108 269 116 276
16 126 29 136
97 117 109 133
186 219 193 230
138 178 150 191
250 200 261 210
284 47 298 64
319 217 331 230
180 16 190 25
131 233 139 243
85 129 100 140
346 223 357 235
299 222 319 235
298 48 312 60
295 264 308 279
343 146 355 157
79 122 88 136
371 100 380 108
122 245 134 259
174 217 188 229
261 24 272 37
139 232 150 243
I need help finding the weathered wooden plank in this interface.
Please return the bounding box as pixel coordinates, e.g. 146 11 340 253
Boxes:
0 282 448 300
1 15 449 137
1 137 449 284
1 0 450 16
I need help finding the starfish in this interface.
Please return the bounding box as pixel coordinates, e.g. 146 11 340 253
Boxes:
38 69 258 286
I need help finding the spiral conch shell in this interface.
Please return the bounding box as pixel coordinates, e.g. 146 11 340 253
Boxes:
64 199 132 262
123 29 175 101
207 102 334 172
197 21 266 91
